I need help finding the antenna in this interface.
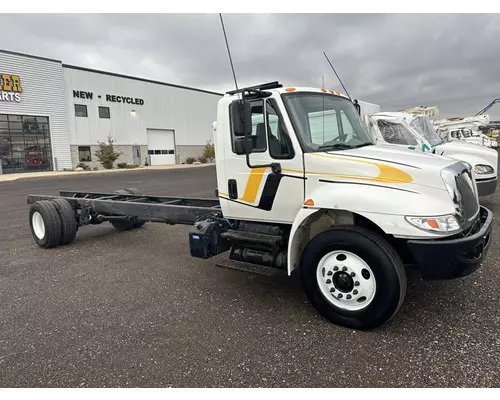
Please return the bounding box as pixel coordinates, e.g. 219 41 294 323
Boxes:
219 13 239 91
323 52 352 100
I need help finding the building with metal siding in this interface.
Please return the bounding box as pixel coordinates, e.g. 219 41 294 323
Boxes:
0 48 222 174
63 65 222 168
0 50 72 173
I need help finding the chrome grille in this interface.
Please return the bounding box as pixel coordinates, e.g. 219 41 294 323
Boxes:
456 170 479 221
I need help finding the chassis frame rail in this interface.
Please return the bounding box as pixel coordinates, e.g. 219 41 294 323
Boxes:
27 191 222 225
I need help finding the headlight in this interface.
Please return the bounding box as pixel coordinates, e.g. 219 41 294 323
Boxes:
405 214 461 234
474 164 494 174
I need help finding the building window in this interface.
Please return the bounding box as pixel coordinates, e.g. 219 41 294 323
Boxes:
99 106 110 119
74 104 88 117
78 146 91 162
0 114 53 174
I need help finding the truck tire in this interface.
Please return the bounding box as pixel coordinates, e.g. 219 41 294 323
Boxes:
299 225 407 330
29 200 62 249
51 198 78 245
123 188 146 228
110 189 141 230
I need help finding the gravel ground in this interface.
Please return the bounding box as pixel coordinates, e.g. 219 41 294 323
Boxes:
0 165 499 388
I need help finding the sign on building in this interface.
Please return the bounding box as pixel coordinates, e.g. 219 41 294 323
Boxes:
0 73 22 102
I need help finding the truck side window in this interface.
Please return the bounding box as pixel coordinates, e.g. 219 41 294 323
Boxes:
266 100 294 159
377 120 418 145
248 100 267 153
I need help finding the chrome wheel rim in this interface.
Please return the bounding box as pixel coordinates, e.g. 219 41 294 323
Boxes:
316 250 376 311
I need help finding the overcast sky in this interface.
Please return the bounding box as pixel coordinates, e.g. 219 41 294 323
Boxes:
2 13 500 118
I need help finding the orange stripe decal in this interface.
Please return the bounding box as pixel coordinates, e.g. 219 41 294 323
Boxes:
309 153 413 184
240 167 267 203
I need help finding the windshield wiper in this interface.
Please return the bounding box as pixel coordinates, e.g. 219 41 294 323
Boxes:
318 143 353 151
318 142 373 151
351 142 373 148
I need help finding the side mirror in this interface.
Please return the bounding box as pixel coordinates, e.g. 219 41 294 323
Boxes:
234 137 253 155
230 100 252 136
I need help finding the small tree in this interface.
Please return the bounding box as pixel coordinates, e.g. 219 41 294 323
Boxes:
202 140 215 162
94 136 122 169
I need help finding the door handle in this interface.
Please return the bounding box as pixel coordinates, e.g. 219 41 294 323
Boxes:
228 179 238 199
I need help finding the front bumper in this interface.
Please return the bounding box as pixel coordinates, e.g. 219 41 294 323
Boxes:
406 206 493 280
476 177 497 196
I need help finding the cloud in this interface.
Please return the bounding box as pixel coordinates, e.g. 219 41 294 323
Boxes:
2 13 500 118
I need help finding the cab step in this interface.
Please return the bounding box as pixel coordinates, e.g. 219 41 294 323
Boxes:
216 259 286 277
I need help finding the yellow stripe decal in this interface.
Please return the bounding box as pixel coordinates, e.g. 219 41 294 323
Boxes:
308 153 413 184
240 167 267 203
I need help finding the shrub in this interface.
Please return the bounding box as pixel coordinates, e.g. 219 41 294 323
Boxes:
93 166 99 171
125 164 139 169
185 157 196 164
117 162 127 169
76 162 91 171
197 156 208 164
94 136 122 169
63 168 74 172
202 140 215 162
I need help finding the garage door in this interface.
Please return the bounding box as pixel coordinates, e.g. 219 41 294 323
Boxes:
147 129 176 165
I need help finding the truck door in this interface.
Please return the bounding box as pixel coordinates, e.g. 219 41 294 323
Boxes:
221 97 305 224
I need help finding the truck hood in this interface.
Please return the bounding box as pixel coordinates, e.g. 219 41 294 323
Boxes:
305 144 463 192
436 141 498 169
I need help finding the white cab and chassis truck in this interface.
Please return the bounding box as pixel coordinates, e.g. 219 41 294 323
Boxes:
27 82 493 330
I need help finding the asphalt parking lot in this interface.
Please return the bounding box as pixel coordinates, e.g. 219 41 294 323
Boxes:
1 165 500 388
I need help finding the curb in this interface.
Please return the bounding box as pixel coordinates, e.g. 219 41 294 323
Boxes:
0 163 215 183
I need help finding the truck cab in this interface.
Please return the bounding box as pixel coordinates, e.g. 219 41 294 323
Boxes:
210 82 492 329
366 112 498 196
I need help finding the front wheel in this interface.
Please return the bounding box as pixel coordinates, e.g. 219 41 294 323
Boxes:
299 226 407 330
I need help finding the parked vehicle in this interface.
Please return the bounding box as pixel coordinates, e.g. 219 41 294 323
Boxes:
434 115 498 148
366 112 498 196
26 82 493 331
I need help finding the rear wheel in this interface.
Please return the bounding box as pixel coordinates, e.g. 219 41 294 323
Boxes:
299 226 407 330
51 198 78 245
29 200 62 248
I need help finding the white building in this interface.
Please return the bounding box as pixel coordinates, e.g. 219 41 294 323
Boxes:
0 49 222 174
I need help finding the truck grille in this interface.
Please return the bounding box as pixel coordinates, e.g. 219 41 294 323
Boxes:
456 170 479 221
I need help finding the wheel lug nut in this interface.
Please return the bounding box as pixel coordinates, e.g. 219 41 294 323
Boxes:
334 266 339 271
347 294 352 299
330 287 335 292
338 293 343 299
353 289 358 295
327 271 333 276
350 272 355 277
354 281 360 286
342 267 347 272
326 279 332 284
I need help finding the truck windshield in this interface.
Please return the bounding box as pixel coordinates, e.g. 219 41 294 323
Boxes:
409 116 443 146
282 92 374 152
376 119 418 146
